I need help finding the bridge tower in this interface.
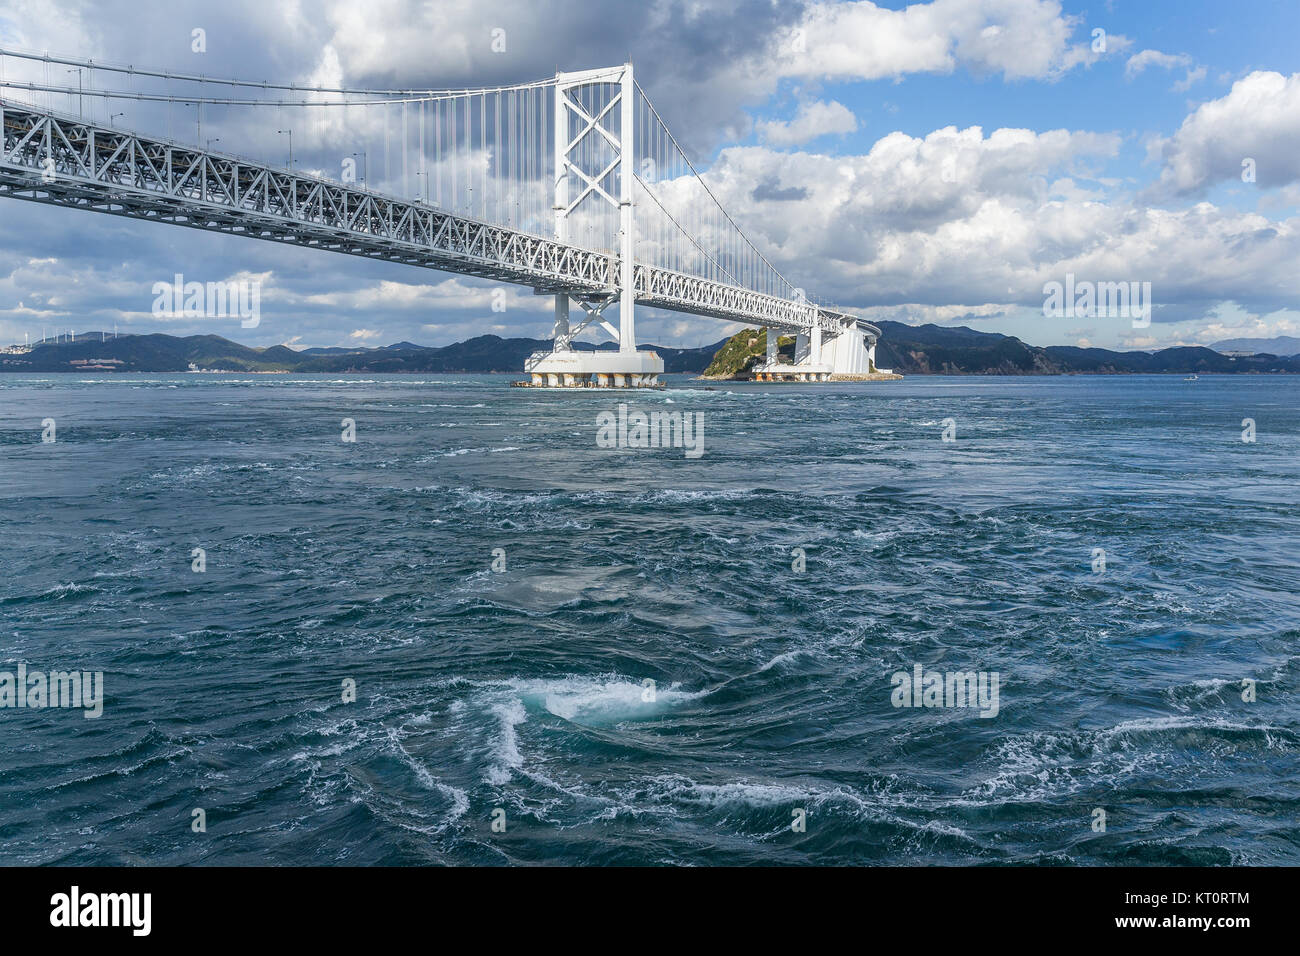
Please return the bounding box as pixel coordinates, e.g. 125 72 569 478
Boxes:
526 63 664 388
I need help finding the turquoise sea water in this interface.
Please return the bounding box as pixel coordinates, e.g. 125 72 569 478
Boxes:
0 372 1297 865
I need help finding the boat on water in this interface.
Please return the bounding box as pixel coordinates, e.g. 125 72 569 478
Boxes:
1184 373 1199 381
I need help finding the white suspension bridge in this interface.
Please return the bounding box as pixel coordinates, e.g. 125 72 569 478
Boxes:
0 49 886 386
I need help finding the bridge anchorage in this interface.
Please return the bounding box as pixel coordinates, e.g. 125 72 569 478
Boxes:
0 54 889 386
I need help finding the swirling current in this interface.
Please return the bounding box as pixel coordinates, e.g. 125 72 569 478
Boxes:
1 373 1297 865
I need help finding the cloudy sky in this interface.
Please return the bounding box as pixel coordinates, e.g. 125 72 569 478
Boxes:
1 0 1297 351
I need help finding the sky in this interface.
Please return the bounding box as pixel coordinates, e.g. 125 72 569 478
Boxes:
0 0 1297 352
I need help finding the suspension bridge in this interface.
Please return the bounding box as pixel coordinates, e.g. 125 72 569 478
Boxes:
0 50 886 386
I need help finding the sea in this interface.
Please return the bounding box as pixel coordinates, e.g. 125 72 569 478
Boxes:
1 372 1297 865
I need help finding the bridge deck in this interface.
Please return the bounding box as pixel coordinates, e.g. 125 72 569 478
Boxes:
0 100 875 340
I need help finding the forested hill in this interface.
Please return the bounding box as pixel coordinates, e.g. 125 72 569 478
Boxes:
5 325 1299 375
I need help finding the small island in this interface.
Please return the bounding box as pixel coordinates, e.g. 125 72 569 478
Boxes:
701 328 903 381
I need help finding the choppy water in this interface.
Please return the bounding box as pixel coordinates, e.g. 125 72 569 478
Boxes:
1 372 1297 865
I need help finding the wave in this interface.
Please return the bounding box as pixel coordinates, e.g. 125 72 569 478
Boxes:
446 674 711 787
0 582 103 606
508 675 708 725
965 715 1295 805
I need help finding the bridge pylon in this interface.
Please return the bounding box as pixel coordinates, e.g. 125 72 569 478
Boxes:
522 63 664 388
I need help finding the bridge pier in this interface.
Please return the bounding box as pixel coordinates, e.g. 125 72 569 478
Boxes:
519 347 664 388
751 320 895 382
515 287 665 388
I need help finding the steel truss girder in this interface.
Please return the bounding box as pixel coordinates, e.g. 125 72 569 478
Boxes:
634 264 879 339
0 100 614 296
0 97 875 340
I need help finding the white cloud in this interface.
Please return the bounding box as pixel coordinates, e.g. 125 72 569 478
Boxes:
1125 49 1191 79
1190 304 1300 343
699 125 1299 327
0 0 1133 177
1120 334 1158 349
1173 65 1207 93
289 277 547 313
1125 50 1205 92
757 100 858 147
857 302 1012 325
777 0 1127 84
1151 72 1300 195
1259 182 1300 213
0 0 97 52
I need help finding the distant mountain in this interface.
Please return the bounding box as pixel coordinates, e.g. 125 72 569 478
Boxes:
874 320 1058 374
871 320 1300 375
0 332 729 374
1 333 278 373
699 321 1300 378
6 324 1300 375
1209 336 1300 357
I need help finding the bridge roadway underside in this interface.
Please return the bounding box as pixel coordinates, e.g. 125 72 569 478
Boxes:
0 165 611 299
0 164 843 336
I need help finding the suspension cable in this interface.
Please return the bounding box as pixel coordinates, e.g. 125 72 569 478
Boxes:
635 79 796 295
0 78 552 108
635 174 741 288
0 46 555 97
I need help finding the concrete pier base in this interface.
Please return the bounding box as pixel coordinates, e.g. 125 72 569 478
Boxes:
516 349 666 388
752 363 833 382
751 367 902 382
828 371 903 381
